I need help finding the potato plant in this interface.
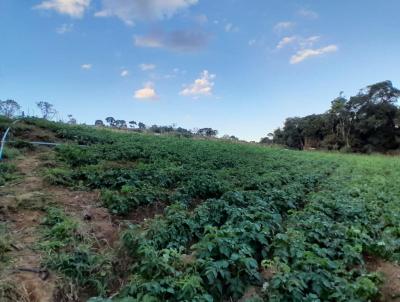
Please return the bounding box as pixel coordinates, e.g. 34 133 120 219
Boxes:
20 119 400 301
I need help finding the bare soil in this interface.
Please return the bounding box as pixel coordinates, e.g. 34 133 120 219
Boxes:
0 150 119 301
366 256 400 301
126 200 167 224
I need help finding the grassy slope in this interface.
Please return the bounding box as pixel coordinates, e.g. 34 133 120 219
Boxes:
1 118 400 301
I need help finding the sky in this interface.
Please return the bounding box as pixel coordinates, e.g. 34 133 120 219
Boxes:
1 0 400 141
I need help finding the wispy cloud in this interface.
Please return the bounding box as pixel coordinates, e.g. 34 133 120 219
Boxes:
248 39 256 46
34 0 90 18
134 29 209 52
81 63 92 70
224 22 239 33
95 0 198 25
274 21 295 33
299 36 320 48
134 82 158 100
225 23 233 32
290 45 338 64
180 70 215 97
276 36 297 49
56 23 74 34
298 8 319 19
134 35 164 48
120 69 129 77
139 64 156 71
276 34 336 64
276 35 320 49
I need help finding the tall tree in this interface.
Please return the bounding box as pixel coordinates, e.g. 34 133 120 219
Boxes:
0 99 20 118
95 120 105 127
115 120 127 129
347 81 400 151
129 121 137 128
36 101 56 120
270 81 400 152
105 117 116 127
197 128 218 137
67 114 77 125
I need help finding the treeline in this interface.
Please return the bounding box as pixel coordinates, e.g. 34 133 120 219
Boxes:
262 81 400 153
94 116 233 139
0 100 239 140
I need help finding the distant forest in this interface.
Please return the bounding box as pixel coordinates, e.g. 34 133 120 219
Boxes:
2 81 400 154
262 81 400 153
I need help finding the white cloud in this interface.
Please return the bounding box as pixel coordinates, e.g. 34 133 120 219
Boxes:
34 0 90 18
134 35 164 48
277 35 320 49
248 39 256 46
276 36 297 49
56 23 74 34
120 69 129 77
224 22 239 33
174 68 186 75
274 21 295 32
81 63 92 70
134 82 158 100
180 70 215 97
290 45 338 64
95 0 198 25
298 9 319 19
225 23 233 32
276 35 335 64
299 36 320 48
134 29 209 52
139 64 156 71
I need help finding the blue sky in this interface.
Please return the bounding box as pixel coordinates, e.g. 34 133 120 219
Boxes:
1 0 400 141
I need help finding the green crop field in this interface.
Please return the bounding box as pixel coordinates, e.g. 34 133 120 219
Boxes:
1 118 400 302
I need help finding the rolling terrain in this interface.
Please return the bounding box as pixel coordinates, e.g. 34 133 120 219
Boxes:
1 118 400 302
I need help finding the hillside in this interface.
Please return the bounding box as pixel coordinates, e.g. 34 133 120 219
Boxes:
1 118 400 302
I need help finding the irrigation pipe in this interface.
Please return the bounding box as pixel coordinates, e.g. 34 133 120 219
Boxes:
0 120 87 161
0 120 19 161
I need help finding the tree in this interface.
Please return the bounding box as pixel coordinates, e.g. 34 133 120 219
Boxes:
105 117 116 127
222 134 239 141
175 127 193 137
346 81 400 151
115 120 127 129
260 136 273 144
67 114 77 125
280 117 305 149
36 101 56 120
129 121 137 128
271 81 400 153
138 122 146 130
0 99 21 118
272 128 285 145
301 114 329 148
95 120 105 127
197 128 218 137
327 95 351 148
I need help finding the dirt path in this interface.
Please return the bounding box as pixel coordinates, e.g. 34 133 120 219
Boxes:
0 150 118 301
0 152 55 301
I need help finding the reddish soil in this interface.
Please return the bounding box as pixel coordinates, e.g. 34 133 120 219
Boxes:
0 150 119 301
0 153 55 301
367 257 400 302
126 201 167 224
